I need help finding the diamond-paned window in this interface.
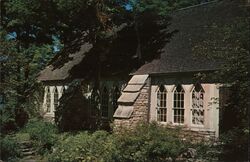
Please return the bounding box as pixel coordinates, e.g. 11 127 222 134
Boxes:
192 84 205 125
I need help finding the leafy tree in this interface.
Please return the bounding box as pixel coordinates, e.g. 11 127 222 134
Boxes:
0 29 54 132
193 16 249 161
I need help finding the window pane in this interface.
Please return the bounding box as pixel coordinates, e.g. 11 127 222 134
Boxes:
192 84 205 125
46 87 51 113
173 85 184 124
157 85 167 122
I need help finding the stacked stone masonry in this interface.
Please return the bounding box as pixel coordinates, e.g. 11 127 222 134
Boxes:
113 81 150 131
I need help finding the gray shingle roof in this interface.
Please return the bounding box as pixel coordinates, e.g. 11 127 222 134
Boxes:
38 1 247 81
37 24 129 82
134 1 246 75
37 43 92 81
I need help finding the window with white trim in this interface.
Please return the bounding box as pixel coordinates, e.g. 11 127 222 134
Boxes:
173 85 184 124
46 87 51 113
54 87 59 109
90 87 100 117
157 85 167 122
192 84 205 125
101 86 109 117
61 86 65 95
112 86 120 113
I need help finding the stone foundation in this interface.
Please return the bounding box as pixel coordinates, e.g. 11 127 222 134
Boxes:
179 128 216 143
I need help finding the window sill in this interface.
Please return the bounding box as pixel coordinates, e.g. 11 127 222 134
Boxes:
172 123 185 126
44 113 54 116
190 124 205 128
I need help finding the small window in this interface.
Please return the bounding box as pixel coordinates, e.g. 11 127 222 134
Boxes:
157 85 167 122
61 86 66 95
54 87 59 109
90 87 100 117
192 84 205 125
112 86 120 113
46 87 51 113
101 87 109 117
173 85 184 124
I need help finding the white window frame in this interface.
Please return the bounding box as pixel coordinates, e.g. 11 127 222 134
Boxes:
112 86 120 114
191 84 205 127
90 88 100 117
172 85 185 125
156 85 167 123
46 87 51 113
54 86 59 110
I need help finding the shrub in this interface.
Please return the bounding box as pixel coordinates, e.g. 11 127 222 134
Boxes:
48 131 116 162
48 123 190 162
219 127 249 161
0 135 21 161
112 123 188 162
22 119 58 154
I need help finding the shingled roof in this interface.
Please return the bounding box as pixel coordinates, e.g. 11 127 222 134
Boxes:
38 1 247 81
37 23 132 82
134 1 246 75
37 43 93 81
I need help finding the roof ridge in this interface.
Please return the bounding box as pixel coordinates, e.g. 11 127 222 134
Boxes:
175 0 218 12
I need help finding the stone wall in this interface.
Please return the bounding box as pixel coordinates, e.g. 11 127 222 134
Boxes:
113 81 150 131
179 128 216 143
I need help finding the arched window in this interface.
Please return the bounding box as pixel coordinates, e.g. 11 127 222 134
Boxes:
90 87 100 117
61 86 66 95
112 86 120 113
101 86 109 117
54 87 59 109
173 85 184 124
192 84 205 125
157 85 167 122
46 87 51 113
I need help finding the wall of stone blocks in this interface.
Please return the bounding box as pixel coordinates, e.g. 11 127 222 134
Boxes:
113 81 150 131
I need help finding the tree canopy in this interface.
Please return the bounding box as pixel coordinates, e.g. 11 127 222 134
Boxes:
0 0 214 131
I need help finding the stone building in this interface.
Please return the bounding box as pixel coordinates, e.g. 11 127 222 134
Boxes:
38 1 247 137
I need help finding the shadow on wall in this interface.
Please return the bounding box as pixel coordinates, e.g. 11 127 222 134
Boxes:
54 82 111 132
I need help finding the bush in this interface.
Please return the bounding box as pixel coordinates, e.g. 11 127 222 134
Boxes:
48 123 190 162
48 130 116 162
219 127 249 161
0 135 21 161
22 119 58 154
112 123 188 162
